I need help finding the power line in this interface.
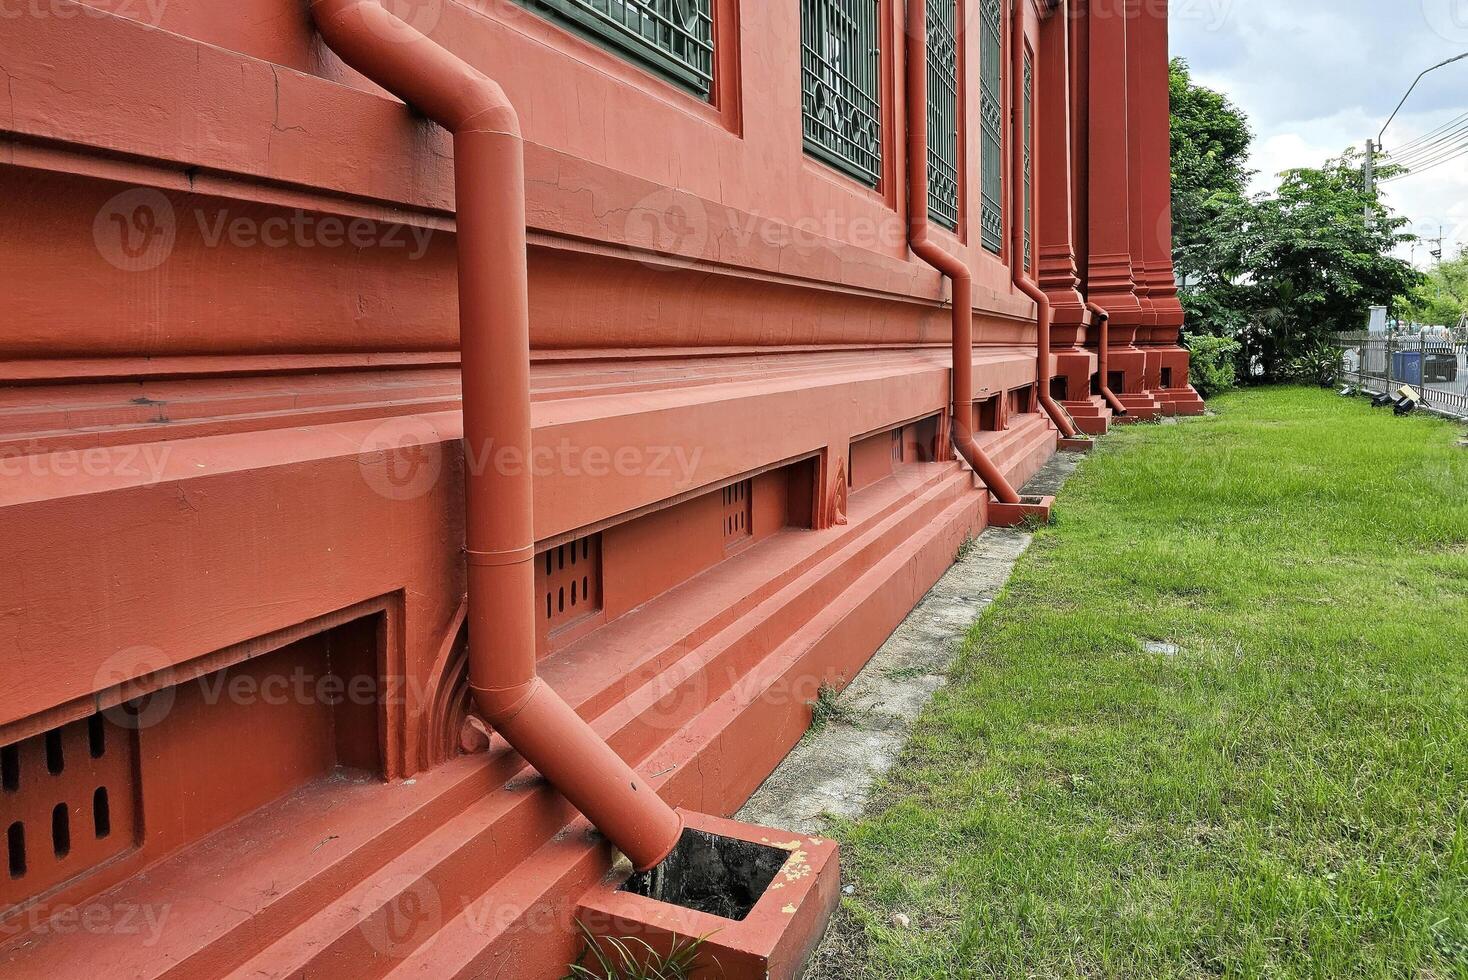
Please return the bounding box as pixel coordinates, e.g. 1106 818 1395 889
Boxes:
1382 142 1468 182
1384 126 1468 168
1386 145 1468 180
1385 128 1468 170
1383 125 1468 168
1388 109 1468 153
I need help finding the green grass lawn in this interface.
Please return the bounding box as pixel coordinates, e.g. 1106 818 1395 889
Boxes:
813 388 1468 980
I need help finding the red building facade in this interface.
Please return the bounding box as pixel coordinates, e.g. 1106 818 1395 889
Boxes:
0 0 1201 975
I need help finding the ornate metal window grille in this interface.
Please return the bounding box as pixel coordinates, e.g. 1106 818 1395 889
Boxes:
978 0 1004 253
801 0 883 186
926 0 960 228
1023 48 1033 270
513 0 714 98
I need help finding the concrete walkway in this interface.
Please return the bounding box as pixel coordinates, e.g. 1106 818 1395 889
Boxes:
737 450 1085 835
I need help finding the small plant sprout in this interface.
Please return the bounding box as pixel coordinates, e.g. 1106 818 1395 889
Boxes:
806 683 853 733
564 923 711 980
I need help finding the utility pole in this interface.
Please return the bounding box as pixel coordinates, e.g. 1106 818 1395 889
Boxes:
1364 139 1376 222
1364 139 1376 194
1431 226 1445 301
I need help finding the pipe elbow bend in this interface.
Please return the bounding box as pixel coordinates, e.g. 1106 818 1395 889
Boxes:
309 0 521 138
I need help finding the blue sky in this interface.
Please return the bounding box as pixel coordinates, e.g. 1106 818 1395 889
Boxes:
1171 0 1468 266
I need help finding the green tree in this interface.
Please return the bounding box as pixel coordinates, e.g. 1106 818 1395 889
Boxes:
1217 150 1420 380
1401 253 1468 326
1169 57 1253 308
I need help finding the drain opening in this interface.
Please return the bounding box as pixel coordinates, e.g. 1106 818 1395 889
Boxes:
621 829 790 922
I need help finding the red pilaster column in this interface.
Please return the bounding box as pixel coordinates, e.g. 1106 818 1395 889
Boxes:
1037 0 1086 342
1086 0 1143 339
1134 0 1185 340
1124 0 1157 325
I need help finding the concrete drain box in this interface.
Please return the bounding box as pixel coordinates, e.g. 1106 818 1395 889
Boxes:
578 811 840 979
989 494 1056 527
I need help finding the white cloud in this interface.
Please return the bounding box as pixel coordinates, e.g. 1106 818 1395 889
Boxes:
1174 0 1468 267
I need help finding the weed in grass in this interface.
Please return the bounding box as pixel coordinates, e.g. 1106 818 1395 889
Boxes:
807 683 854 733
955 534 979 562
563 923 711 980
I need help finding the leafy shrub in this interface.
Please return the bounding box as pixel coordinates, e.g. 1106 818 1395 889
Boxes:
1183 333 1241 397
1280 341 1343 388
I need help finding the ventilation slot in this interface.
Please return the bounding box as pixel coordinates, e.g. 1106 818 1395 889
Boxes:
722 480 753 551
0 714 139 909
7 823 23 880
94 788 112 840
44 730 64 775
88 714 106 759
891 428 906 464
51 804 70 859
537 535 603 636
1161 367 1174 390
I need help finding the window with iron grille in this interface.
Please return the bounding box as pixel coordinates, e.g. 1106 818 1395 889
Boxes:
513 0 714 99
1023 48 1033 271
978 0 1004 253
801 0 883 186
926 0 960 228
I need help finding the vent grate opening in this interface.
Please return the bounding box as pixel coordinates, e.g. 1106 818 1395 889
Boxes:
6 823 24 880
50 804 70 859
44 730 63 775
538 535 603 635
93 788 112 840
0 713 139 909
721 480 753 549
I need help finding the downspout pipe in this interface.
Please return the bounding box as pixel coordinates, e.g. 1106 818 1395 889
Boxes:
904 0 1022 506
1086 300 1128 416
310 0 682 872
1009 4 1077 439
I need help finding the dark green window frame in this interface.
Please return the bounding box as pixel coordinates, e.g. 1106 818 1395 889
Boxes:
513 0 715 99
926 0 961 229
978 0 1004 254
1023 47 1033 270
801 0 883 187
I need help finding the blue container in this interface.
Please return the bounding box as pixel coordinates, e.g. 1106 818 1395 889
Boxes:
1392 351 1423 385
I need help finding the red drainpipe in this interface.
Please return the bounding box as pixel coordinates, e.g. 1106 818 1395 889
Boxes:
905 0 1022 506
1086 300 1129 416
310 0 682 872
1009 3 1077 438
